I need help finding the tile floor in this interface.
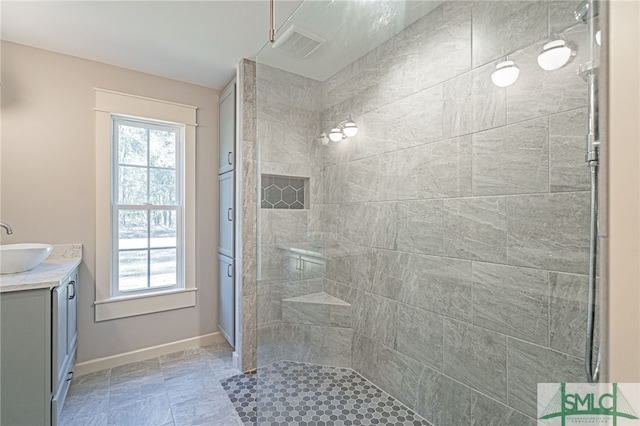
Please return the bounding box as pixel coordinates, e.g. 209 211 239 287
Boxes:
61 342 431 426
59 342 243 426
222 361 431 425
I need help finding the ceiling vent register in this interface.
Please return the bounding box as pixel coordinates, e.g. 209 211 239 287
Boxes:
272 25 325 59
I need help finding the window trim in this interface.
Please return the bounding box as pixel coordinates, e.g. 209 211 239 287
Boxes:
95 89 198 322
111 117 184 297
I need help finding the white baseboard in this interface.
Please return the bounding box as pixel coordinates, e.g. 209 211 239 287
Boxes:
75 332 226 376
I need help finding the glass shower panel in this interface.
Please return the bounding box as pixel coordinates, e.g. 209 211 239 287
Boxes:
253 1 604 424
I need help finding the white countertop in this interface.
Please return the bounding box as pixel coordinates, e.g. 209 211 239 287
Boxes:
0 244 82 293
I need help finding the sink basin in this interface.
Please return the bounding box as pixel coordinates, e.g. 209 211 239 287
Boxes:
0 244 53 274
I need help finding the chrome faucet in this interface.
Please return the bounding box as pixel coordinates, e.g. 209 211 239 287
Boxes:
0 222 13 235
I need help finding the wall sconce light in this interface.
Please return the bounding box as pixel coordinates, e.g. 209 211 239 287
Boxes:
329 128 344 142
318 119 358 145
317 132 329 145
537 39 575 71
491 60 520 87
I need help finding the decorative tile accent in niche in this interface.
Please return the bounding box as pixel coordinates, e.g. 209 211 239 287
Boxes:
261 175 307 209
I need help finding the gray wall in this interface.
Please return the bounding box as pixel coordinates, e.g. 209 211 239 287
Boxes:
319 2 592 424
1 42 219 363
254 1 595 424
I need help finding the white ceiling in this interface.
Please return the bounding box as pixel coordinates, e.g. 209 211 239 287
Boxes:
1 0 303 89
1 0 442 89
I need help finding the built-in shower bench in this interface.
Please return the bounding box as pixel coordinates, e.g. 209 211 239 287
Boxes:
282 291 352 328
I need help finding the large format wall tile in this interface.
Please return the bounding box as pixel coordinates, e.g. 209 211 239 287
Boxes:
550 2 584 33
470 391 535 426
325 247 377 291
415 367 472 426
397 200 444 256
396 304 444 371
346 153 396 202
443 196 507 263
260 210 308 245
507 24 589 124
549 108 590 192
338 202 397 249
258 245 288 282
352 291 397 348
282 323 353 368
472 1 548 67
395 136 472 200
257 324 283 367
443 62 507 138
322 164 348 204
374 342 425 410
507 338 584 416
472 262 549 345
472 118 549 196
507 192 590 274
257 282 282 327
351 332 424 411
549 272 588 357
363 84 444 152
352 332 379 382
323 47 380 111
397 254 473 321
378 9 471 107
256 74 291 124
443 319 508 402
369 250 411 300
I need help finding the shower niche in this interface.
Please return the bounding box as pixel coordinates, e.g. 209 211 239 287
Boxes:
261 174 308 209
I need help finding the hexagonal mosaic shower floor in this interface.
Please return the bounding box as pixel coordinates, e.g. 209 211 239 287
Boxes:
221 361 431 425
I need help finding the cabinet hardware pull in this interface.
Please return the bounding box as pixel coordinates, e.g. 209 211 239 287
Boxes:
68 281 76 300
228 208 233 221
66 371 74 382
227 264 233 277
228 151 233 165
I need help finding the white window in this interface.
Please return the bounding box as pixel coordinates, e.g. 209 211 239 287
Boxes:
95 89 197 321
112 117 183 296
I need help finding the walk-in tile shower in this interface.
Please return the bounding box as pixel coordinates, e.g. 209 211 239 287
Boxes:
247 0 606 424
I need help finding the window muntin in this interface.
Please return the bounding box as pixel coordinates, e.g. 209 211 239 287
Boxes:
111 117 184 296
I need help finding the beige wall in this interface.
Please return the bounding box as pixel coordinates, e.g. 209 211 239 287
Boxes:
1 41 220 363
607 0 640 382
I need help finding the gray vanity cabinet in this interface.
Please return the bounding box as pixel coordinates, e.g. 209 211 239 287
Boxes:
52 271 78 423
0 267 78 426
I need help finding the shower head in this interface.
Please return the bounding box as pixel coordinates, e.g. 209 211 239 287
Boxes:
574 0 599 23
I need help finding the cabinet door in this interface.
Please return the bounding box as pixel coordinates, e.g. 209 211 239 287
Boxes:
218 254 235 347
218 170 235 258
67 270 78 355
52 280 69 393
218 81 236 175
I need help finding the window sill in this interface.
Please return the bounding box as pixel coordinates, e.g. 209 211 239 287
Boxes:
94 288 197 322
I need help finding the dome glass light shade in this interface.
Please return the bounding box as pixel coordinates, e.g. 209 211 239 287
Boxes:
317 132 329 145
329 128 344 142
343 121 358 137
491 60 520 87
595 30 601 46
537 40 573 71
